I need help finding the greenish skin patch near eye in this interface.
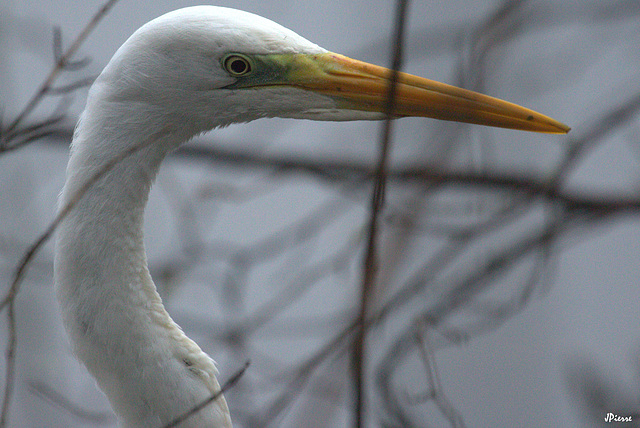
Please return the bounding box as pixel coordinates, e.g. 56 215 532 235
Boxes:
222 54 291 89
221 53 342 90
219 52 377 115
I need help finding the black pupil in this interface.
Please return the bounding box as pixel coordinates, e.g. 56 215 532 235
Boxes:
229 58 248 74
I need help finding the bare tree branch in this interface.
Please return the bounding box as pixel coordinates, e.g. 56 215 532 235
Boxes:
353 1 409 426
2 0 119 138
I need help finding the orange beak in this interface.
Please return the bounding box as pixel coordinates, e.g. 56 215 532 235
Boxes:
286 52 569 134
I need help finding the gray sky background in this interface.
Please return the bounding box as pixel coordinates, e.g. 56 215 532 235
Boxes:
1 0 640 427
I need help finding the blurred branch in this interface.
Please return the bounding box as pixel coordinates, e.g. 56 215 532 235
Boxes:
0 2 119 425
412 322 466 428
550 91 640 187
251 317 359 427
44 76 97 95
36 130 640 214
27 381 113 424
184 145 640 216
0 0 117 154
379 207 570 329
239 210 361 333
3 0 117 136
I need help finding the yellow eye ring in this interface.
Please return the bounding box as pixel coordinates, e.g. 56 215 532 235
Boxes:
222 54 253 76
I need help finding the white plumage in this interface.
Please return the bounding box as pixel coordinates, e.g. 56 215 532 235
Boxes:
54 6 568 427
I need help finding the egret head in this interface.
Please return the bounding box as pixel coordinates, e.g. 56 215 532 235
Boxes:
90 5 569 138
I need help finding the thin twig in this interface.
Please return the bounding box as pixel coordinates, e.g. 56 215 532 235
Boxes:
44 76 97 95
53 26 91 71
0 303 16 428
163 361 250 428
352 1 409 426
414 322 466 428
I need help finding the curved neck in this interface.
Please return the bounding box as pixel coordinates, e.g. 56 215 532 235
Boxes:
54 102 231 427
56 111 178 323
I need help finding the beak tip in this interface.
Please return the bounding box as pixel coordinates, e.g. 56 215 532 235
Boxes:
530 113 570 134
552 121 571 134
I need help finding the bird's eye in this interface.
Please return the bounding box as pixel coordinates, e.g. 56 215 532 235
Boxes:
223 54 253 76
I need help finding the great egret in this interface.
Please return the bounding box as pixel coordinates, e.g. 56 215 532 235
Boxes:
53 5 569 428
